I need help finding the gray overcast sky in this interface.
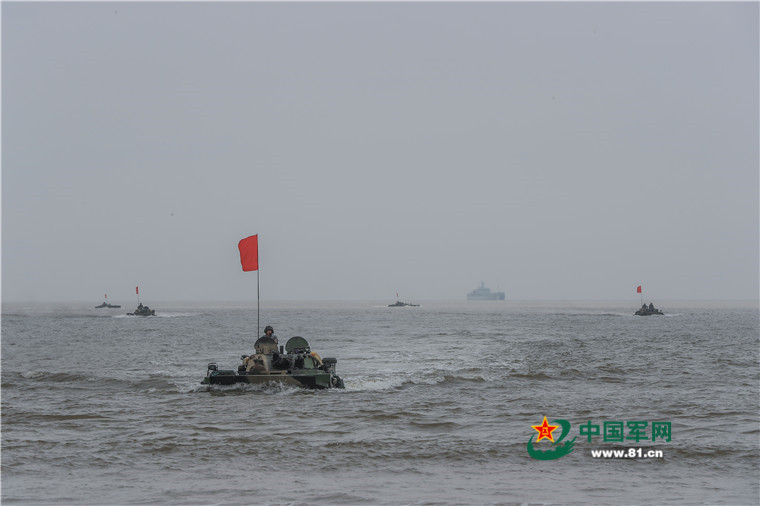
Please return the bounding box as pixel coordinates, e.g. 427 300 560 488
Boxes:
2 2 758 303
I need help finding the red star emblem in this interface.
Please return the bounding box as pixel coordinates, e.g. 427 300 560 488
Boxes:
532 416 559 442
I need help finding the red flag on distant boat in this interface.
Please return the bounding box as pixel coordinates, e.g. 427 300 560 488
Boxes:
136 286 139 295
636 286 642 293
238 235 259 272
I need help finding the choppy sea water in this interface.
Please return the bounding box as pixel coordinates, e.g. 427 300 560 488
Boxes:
2 300 758 505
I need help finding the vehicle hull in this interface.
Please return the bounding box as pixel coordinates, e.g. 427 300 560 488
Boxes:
203 369 338 389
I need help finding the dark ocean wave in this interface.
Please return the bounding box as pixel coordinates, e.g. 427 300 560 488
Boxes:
16 371 109 383
407 419 464 430
2 411 111 424
506 371 554 379
9 370 186 391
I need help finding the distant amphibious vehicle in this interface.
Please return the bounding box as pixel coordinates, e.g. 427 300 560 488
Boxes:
127 303 156 316
635 303 664 316
203 335 345 389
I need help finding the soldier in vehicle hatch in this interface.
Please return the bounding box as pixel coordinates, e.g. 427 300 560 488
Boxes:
245 325 279 369
261 325 278 346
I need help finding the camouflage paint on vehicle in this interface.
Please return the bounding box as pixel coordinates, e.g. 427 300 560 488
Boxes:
203 335 344 389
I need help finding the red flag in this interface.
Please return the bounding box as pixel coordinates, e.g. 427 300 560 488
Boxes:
636 285 642 293
136 286 139 295
238 235 259 272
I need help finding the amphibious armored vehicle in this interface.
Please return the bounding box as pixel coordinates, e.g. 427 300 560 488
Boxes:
203 335 344 389
127 303 155 316
635 303 664 316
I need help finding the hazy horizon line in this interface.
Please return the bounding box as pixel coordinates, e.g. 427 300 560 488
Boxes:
3 298 758 306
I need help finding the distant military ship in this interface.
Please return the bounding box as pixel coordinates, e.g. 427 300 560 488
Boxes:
467 282 505 300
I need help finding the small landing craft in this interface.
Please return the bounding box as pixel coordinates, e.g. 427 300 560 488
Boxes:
388 293 419 307
388 300 419 307
95 302 121 308
95 294 120 308
203 335 344 389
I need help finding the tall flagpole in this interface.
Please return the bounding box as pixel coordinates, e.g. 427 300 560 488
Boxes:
257 269 260 338
238 234 260 339
257 235 260 338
